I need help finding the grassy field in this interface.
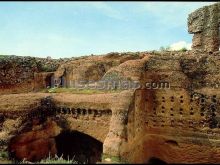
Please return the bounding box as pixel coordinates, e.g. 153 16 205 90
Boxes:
42 87 123 94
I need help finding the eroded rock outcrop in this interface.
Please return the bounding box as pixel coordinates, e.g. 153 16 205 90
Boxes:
53 52 143 88
9 120 61 161
0 56 62 94
188 2 220 53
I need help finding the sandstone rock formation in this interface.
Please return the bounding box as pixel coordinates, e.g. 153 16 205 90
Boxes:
188 2 220 53
0 2 220 164
0 50 219 164
52 52 143 88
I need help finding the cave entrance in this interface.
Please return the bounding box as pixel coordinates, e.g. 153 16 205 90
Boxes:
147 157 167 164
55 130 103 164
45 75 53 88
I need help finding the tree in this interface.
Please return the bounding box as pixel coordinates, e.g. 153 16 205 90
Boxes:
159 46 170 51
159 46 165 51
165 46 171 51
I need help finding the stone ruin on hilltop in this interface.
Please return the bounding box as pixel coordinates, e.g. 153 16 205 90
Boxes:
0 2 219 164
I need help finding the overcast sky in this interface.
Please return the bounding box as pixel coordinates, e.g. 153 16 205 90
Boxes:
0 2 216 59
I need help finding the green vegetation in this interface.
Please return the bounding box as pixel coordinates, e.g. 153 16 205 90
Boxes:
0 55 7 59
0 153 80 164
19 155 78 164
0 151 8 159
101 154 128 164
151 50 161 55
39 64 56 72
39 155 78 164
43 87 122 94
0 151 12 164
159 46 188 52
180 47 188 52
159 46 171 51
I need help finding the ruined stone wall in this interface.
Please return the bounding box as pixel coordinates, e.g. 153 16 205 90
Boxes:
188 2 220 53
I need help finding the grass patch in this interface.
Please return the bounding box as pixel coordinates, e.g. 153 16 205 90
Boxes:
101 154 128 164
19 154 79 164
0 151 8 159
43 87 123 94
39 154 78 164
0 151 12 164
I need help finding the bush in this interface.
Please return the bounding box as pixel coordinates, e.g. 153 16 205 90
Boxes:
0 55 7 59
180 47 188 52
0 151 8 159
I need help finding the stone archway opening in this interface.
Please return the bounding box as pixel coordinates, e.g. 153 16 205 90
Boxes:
55 130 103 164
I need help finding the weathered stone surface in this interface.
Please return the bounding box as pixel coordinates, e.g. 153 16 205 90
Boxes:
1 3 220 164
0 50 219 163
188 2 220 52
9 120 61 161
53 52 143 88
0 56 63 94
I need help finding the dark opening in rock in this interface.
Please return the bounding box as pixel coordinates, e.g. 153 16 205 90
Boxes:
147 157 167 164
45 75 52 88
165 140 179 146
55 130 103 164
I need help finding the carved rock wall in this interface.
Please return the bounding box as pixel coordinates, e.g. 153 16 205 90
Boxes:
116 52 220 163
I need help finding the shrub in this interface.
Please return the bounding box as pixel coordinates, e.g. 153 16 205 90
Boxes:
0 55 7 59
180 47 188 52
0 151 8 159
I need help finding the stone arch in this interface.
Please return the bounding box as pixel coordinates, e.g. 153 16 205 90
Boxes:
8 120 104 163
55 130 103 164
